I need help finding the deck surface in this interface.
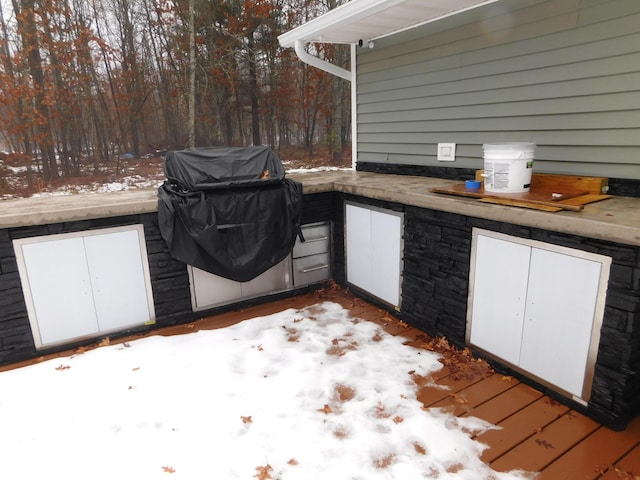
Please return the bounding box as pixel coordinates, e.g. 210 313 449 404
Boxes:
4 287 639 478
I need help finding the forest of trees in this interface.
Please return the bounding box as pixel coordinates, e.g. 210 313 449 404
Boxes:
0 0 351 181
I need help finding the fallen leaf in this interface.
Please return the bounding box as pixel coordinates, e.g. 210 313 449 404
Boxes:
450 393 470 405
371 331 384 342
501 375 514 382
254 464 272 480
393 416 404 423
413 442 427 455
373 453 395 469
374 402 391 418
287 458 299 465
241 416 252 424
283 327 299 342
535 438 555 449
98 337 110 347
317 404 332 414
55 364 70 371
161 466 175 473
132 367 140 371
333 384 356 402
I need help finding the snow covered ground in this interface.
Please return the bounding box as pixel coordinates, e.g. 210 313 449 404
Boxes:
0 301 532 479
1 164 350 200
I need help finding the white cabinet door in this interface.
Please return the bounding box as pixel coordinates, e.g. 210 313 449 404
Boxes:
468 229 610 401
370 209 402 306
84 229 154 332
190 267 243 309
345 203 372 293
519 248 602 397
189 257 291 310
20 237 100 346
15 225 156 349
346 203 403 307
469 234 530 365
241 257 291 298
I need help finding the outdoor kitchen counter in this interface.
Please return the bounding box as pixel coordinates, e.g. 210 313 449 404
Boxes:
1 170 639 247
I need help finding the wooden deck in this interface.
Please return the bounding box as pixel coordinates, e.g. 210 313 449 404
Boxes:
4 286 640 478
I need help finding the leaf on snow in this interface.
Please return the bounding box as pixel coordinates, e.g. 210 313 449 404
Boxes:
241 416 252 424
287 458 299 465
254 464 273 479
161 466 175 473
317 404 333 414
55 364 70 371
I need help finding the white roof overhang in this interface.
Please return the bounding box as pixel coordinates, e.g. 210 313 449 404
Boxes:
278 0 500 48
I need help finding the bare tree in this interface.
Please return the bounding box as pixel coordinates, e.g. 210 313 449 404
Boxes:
0 0 351 185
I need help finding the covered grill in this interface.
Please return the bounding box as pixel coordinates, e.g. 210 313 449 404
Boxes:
158 146 303 282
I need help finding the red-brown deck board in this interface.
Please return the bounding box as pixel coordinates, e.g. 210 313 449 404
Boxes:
2 289 639 478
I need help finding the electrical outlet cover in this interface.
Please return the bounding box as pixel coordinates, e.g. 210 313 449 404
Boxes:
437 143 456 161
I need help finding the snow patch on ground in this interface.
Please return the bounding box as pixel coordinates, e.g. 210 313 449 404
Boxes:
0 302 533 479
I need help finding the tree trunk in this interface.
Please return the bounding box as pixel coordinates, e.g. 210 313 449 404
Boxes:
187 0 196 148
13 0 58 180
248 32 261 146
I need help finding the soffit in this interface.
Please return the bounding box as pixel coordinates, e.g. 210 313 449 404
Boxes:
278 0 500 47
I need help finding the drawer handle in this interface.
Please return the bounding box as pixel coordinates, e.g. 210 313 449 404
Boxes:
301 236 328 243
300 264 329 273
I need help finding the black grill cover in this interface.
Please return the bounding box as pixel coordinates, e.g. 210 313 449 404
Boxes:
158 146 303 282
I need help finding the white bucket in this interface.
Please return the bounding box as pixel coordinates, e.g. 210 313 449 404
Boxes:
483 143 536 193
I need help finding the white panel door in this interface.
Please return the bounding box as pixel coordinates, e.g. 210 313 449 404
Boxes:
84 229 153 332
469 234 531 365
20 237 99 347
369 209 402 306
242 257 291 298
519 248 602 397
190 266 243 309
345 204 372 292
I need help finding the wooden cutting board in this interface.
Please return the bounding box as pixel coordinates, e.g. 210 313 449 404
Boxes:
430 184 589 211
475 171 609 195
432 173 612 212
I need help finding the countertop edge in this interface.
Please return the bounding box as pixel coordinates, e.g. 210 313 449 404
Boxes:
1 172 638 247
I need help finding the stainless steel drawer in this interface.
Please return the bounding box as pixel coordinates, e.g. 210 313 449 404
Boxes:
293 253 330 286
293 222 329 258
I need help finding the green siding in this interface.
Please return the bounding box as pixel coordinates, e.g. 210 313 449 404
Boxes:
356 0 640 179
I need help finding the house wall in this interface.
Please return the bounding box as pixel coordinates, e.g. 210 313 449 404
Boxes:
355 0 640 182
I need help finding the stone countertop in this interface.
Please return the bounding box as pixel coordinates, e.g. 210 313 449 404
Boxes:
1 171 639 247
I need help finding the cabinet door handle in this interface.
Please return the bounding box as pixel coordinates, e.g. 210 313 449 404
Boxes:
301 236 328 243
300 264 329 273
